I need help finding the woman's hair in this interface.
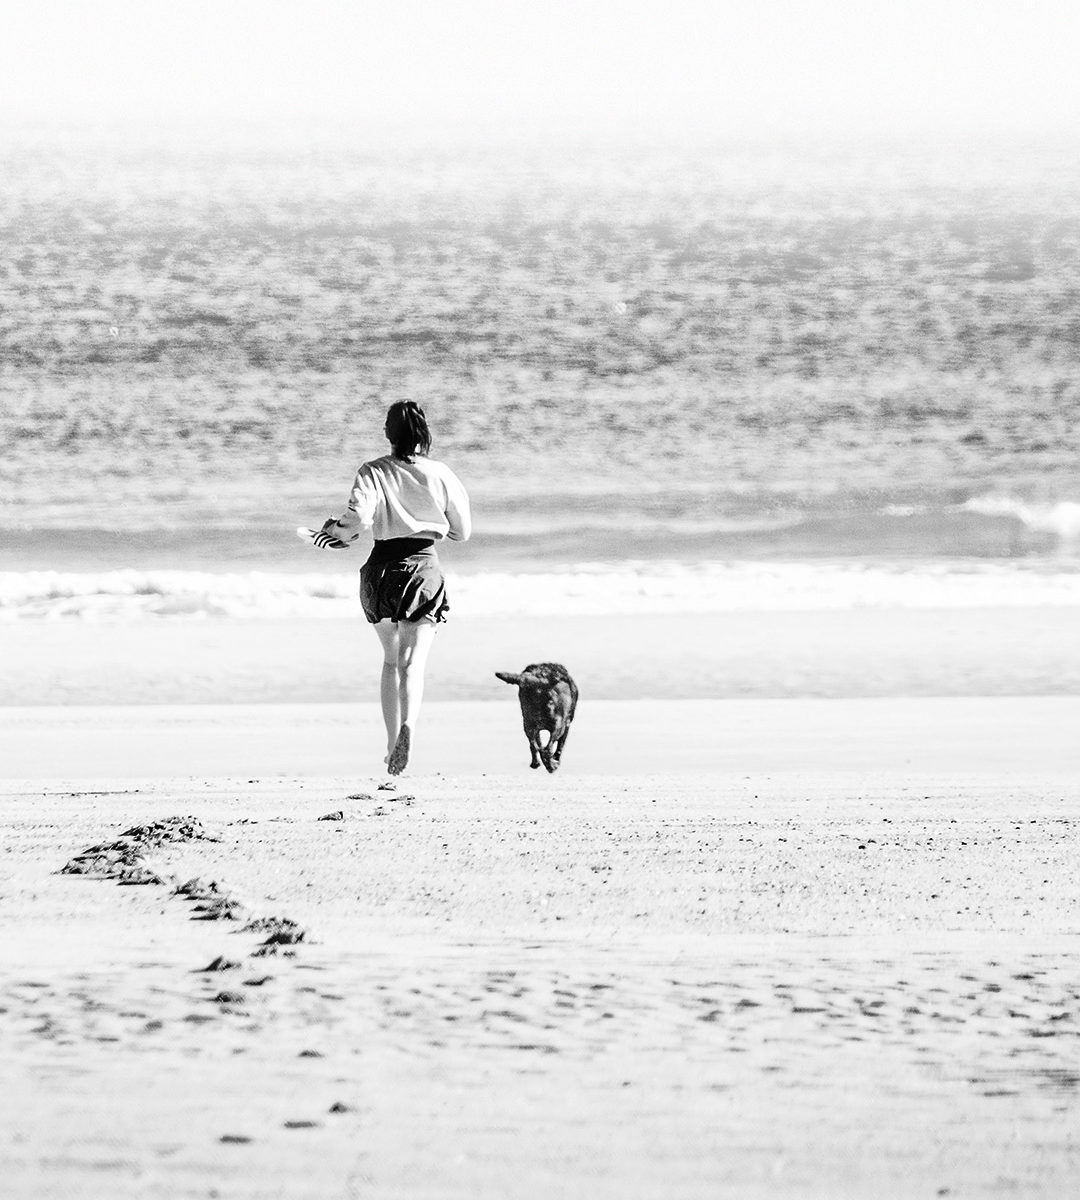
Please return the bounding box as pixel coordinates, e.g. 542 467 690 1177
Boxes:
385 400 431 461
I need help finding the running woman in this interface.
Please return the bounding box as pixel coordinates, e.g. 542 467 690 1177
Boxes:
318 401 471 774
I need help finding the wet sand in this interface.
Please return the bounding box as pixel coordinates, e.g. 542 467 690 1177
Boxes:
4 604 1080 704
3 698 1080 1197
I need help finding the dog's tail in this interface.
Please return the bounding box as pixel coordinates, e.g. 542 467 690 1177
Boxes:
495 671 522 686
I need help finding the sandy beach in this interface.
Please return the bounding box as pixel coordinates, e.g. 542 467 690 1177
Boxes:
4 695 1080 1198
5 109 1080 1198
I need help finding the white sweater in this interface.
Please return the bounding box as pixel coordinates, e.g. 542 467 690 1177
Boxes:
327 454 472 545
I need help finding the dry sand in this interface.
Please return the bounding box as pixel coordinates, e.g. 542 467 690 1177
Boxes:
3 698 1080 1198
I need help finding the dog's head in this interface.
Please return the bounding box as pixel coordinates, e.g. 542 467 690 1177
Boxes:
496 669 573 722
496 668 552 694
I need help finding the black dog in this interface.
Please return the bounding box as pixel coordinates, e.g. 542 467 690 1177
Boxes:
495 663 579 773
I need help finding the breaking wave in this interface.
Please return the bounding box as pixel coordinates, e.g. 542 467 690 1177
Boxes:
961 496 1080 549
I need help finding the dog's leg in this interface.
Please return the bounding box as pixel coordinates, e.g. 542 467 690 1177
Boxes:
536 727 556 772
529 735 542 769
552 724 570 766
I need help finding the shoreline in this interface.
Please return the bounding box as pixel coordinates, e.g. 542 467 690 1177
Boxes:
0 504 1066 570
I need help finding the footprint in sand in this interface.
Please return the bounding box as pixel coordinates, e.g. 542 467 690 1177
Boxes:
210 990 247 1005
191 898 246 921
241 916 304 936
116 866 167 886
121 817 219 846
262 928 306 946
197 956 242 973
174 877 223 899
61 846 141 876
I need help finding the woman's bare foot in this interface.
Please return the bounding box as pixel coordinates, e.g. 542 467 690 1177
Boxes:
387 726 411 775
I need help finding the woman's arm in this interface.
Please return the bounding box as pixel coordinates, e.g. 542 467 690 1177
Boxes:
324 464 378 544
443 467 472 542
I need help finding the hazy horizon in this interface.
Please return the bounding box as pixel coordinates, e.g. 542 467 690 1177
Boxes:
5 1 1079 146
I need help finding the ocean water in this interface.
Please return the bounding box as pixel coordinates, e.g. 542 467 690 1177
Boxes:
2 129 1079 618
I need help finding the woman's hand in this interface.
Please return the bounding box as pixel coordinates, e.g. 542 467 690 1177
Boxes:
312 522 350 550
296 518 351 550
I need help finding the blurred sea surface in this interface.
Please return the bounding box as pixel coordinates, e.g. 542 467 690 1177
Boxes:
2 129 1080 618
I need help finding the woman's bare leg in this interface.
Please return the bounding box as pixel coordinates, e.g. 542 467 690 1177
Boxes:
372 621 401 760
387 618 438 774
397 619 438 729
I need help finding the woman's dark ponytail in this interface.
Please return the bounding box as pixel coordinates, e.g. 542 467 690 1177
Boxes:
385 401 431 461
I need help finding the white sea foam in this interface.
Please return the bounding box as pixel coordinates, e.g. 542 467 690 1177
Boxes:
4 560 1080 622
962 496 1080 549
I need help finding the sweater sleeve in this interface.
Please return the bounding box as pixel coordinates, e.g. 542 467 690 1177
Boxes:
443 466 472 542
326 464 378 544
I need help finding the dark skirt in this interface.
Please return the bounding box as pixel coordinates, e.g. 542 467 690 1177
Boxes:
359 538 449 625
